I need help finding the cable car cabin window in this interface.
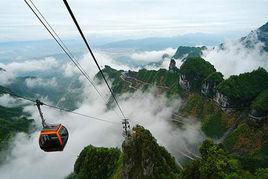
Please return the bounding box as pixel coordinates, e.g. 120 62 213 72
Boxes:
59 126 68 136
40 134 50 146
59 126 68 144
50 134 61 149
39 133 62 152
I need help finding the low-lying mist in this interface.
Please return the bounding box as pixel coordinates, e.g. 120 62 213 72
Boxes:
202 37 268 78
0 48 205 178
0 80 204 179
3 38 267 178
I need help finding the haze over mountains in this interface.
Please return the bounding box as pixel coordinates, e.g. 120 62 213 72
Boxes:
0 21 268 179
240 21 268 52
0 31 245 63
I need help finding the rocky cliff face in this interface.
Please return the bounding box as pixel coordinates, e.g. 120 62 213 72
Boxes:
179 57 216 91
168 59 177 72
121 125 181 178
201 72 224 98
67 125 181 179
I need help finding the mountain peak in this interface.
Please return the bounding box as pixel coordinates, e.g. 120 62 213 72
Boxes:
120 125 181 178
67 125 181 179
239 21 268 52
258 21 268 32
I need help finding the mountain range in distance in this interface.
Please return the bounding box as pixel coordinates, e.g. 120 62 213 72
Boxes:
0 31 246 62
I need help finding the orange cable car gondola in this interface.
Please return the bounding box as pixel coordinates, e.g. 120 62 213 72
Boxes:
36 100 69 152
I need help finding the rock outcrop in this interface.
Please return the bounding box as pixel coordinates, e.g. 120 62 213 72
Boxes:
201 72 223 98
179 57 216 91
121 125 181 178
168 59 177 72
216 68 268 109
67 125 181 179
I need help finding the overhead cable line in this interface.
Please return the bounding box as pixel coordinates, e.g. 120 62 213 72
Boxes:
63 0 127 120
24 0 101 98
0 89 119 125
42 103 118 124
24 0 121 119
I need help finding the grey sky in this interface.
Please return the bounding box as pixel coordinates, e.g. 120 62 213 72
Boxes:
0 0 268 41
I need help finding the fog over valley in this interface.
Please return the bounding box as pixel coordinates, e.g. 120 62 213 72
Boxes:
1 1 268 178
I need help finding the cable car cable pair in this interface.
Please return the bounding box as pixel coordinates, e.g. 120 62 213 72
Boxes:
24 0 122 120
25 0 127 122
63 0 130 136
23 0 131 152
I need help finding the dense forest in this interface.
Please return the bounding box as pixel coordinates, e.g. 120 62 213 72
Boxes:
67 125 268 179
179 57 217 91
172 46 206 60
251 89 268 115
217 68 268 106
0 86 33 163
89 56 268 178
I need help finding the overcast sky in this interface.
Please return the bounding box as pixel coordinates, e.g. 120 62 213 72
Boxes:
0 0 268 41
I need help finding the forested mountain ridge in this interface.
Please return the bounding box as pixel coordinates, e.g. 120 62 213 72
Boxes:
67 125 182 179
68 126 268 178
172 46 206 60
2 21 268 179
0 85 34 163
96 65 183 97
90 54 268 178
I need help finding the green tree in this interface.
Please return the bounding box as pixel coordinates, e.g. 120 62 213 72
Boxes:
173 46 206 59
121 125 181 178
217 68 268 106
255 168 268 179
251 89 268 115
68 145 121 179
183 140 252 179
180 57 216 91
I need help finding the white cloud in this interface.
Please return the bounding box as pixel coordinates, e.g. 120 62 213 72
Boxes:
5 35 268 178
0 58 59 84
0 70 15 85
202 37 268 78
25 77 58 88
129 48 176 62
145 58 183 71
0 83 204 179
62 48 179 82
0 57 58 73
63 50 138 78
0 94 19 107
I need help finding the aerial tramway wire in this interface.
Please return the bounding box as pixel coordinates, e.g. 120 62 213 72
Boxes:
24 0 130 136
62 0 127 120
0 89 120 125
25 0 100 98
24 0 122 119
27 0 96 93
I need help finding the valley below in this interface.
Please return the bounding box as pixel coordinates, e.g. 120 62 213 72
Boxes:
0 21 268 179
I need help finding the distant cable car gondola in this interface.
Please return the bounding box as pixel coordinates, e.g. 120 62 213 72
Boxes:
36 100 69 152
